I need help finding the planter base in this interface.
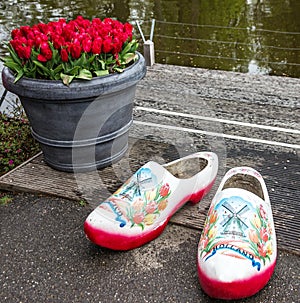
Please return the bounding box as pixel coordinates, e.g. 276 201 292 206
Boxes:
43 142 129 172
31 119 131 172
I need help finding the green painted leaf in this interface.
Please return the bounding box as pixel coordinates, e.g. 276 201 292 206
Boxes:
138 223 145 231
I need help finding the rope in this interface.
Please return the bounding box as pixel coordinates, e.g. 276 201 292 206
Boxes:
154 20 300 35
155 49 300 66
155 34 300 51
135 20 300 71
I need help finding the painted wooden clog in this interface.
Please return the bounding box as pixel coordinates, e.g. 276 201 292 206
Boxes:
197 167 277 300
84 152 218 250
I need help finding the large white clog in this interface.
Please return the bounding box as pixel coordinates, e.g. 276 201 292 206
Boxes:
84 152 218 250
197 167 277 300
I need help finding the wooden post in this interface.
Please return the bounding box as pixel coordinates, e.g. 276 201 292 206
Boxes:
143 40 155 66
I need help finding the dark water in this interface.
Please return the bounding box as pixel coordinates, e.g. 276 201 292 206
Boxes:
0 0 299 77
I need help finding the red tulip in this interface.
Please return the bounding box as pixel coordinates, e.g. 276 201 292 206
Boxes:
40 42 52 60
102 36 113 53
82 38 92 53
60 48 69 62
159 183 170 197
69 42 82 59
260 227 269 242
37 54 47 62
91 37 102 54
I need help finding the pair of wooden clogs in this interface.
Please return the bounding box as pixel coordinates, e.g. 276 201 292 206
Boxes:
84 152 277 300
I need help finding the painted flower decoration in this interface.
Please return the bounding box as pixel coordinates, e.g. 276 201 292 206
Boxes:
126 181 171 230
248 204 274 264
199 204 219 255
2 16 138 85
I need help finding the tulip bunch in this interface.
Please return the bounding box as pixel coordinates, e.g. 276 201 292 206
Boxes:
2 16 138 85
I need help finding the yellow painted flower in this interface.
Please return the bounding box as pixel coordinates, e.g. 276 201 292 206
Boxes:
144 214 156 226
145 189 156 201
266 241 273 255
208 225 217 239
252 214 261 229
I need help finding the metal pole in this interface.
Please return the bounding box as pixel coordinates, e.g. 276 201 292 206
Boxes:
0 89 7 108
150 19 155 41
136 21 146 44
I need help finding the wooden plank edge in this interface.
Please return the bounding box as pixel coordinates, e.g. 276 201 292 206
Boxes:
0 151 43 181
0 180 82 202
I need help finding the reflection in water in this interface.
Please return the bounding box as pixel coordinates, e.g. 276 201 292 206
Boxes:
0 0 299 77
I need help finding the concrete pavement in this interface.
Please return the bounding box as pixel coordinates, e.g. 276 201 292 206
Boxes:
0 192 299 303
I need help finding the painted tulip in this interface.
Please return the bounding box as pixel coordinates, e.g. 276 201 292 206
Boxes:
145 201 157 214
158 199 168 211
159 183 170 197
144 214 156 226
133 213 144 224
249 229 259 244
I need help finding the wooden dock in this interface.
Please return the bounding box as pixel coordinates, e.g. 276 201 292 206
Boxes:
1 64 299 254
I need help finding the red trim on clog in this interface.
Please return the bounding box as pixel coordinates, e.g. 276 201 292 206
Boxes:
197 260 276 300
84 178 216 250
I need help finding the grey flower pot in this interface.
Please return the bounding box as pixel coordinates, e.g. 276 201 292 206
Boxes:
2 52 146 172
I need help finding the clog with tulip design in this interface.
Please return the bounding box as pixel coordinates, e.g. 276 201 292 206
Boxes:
197 167 277 300
84 152 218 250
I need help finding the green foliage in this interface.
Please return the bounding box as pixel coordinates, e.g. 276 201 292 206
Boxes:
2 39 139 86
60 39 139 85
0 101 40 176
0 193 13 205
78 199 87 207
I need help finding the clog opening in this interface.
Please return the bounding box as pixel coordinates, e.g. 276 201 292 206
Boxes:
222 173 264 200
166 158 208 179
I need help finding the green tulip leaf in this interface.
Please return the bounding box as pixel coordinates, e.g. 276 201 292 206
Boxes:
33 60 51 75
122 53 136 64
77 69 93 80
14 70 24 83
114 67 124 73
94 70 109 77
60 73 75 86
